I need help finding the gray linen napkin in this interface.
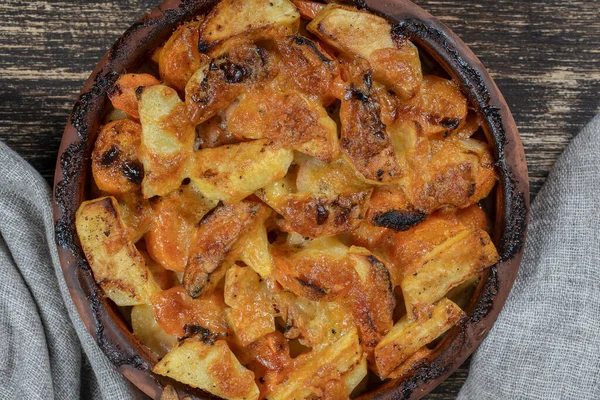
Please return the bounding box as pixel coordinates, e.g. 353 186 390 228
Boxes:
0 116 599 400
458 115 600 399
0 141 146 399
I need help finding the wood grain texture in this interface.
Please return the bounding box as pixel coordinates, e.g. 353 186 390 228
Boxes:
0 0 598 399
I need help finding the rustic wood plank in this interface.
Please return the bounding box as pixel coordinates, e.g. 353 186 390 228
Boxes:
0 1 598 399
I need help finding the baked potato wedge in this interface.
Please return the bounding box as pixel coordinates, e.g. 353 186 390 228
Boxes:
131 304 177 359
190 139 293 203
151 287 229 339
401 228 499 320
75 197 160 305
374 298 464 378
154 338 259 400
186 40 278 125
226 88 339 162
138 85 195 197
91 119 144 195
159 19 209 92
145 184 217 272
114 191 152 242
224 265 276 346
308 4 422 99
183 200 261 298
198 0 299 50
366 185 427 232
267 328 364 400
107 73 160 119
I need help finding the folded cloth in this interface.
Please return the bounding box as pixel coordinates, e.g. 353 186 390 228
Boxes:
0 141 146 399
458 115 600 399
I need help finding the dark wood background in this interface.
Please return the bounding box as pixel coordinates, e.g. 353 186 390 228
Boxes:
0 0 598 398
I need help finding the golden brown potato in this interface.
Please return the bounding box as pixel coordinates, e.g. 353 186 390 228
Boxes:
154 337 259 400
227 205 274 277
400 227 499 320
307 4 422 99
145 184 216 272
267 328 364 399
224 265 276 346
75 197 160 306
198 0 299 50
276 35 339 102
151 286 229 338
295 156 371 196
131 304 177 359
226 88 339 162
108 73 160 119
190 140 293 203
91 119 144 195
397 75 468 137
186 40 279 125
140 250 180 290
339 60 403 183
183 201 262 298
138 85 195 198
374 298 464 378
195 113 239 149
405 137 497 212
115 191 152 242
159 19 209 92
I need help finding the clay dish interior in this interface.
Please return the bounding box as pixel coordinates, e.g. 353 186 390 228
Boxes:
53 0 529 399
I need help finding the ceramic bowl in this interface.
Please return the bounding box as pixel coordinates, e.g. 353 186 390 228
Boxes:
53 0 529 398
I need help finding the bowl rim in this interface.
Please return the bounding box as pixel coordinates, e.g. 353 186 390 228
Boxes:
52 0 530 399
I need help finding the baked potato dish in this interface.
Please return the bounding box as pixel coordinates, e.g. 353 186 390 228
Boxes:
76 0 500 398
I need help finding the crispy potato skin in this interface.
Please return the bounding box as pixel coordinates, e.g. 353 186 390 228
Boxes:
92 119 144 195
183 201 261 298
107 73 160 119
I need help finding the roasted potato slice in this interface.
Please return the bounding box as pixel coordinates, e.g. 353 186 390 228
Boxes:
406 137 497 212
190 140 293 203
107 73 160 119
339 61 403 183
224 265 276 346
401 228 499 319
397 75 468 137
386 346 432 380
348 246 395 359
159 19 210 92
295 156 370 196
186 41 278 125
183 201 261 298
228 205 274 277
198 0 299 50
145 184 217 272
308 4 422 99
115 190 152 242
138 85 195 197
271 236 355 301
276 35 339 101
226 88 339 162
374 298 464 378
152 286 229 338
154 338 259 400
195 113 239 149
267 328 363 400
91 119 144 195
75 197 160 306
131 304 177 359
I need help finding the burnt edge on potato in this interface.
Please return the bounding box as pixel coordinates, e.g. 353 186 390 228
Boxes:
53 0 528 399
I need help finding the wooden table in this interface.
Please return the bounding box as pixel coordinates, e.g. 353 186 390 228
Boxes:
1 0 598 398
